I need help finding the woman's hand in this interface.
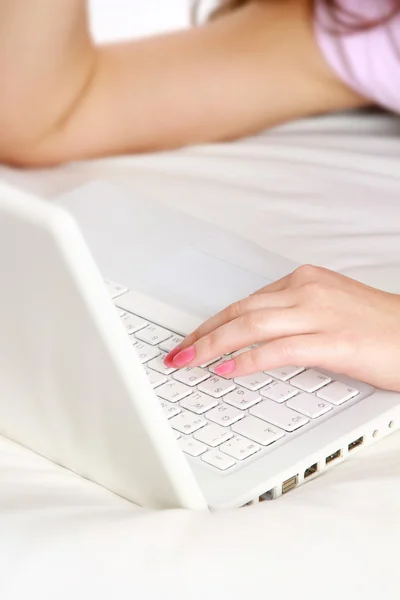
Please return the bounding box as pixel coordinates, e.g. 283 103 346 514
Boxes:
164 265 400 392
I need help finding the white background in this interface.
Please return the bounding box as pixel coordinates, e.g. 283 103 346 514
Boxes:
89 0 215 41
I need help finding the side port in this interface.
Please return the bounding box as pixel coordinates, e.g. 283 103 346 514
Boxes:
304 463 318 479
348 436 364 451
282 475 298 495
259 490 274 502
241 500 257 508
325 449 342 465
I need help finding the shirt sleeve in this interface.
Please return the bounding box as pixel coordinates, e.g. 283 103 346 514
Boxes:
315 0 400 113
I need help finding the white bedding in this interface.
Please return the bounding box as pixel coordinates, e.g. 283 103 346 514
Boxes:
1 2 400 599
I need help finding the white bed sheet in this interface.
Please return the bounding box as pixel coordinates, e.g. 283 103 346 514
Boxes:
1 109 399 600
1 2 400 598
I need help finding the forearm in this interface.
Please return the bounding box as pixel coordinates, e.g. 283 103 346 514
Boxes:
0 0 367 166
0 0 94 152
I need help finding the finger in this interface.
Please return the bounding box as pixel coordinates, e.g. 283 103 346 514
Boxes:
213 334 338 378
169 307 315 369
164 290 296 366
251 273 291 296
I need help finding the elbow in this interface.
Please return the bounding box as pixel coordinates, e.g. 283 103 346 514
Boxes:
0 92 88 169
0 98 60 167
0 134 67 169
0 152 55 169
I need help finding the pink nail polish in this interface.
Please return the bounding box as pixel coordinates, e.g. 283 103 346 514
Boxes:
215 359 236 376
164 346 182 367
173 345 196 367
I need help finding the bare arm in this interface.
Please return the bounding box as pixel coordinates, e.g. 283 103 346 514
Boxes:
0 1 94 161
0 0 368 166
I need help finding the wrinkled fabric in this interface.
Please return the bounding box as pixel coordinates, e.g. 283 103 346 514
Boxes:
0 109 400 599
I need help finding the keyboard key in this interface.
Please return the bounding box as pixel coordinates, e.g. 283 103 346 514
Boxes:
121 313 148 335
147 353 177 375
206 404 244 427
231 346 255 358
208 358 231 375
135 324 172 346
159 400 182 419
145 368 167 388
194 424 233 447
232 416 284 446
209 355 250 375
178 436 208 457
157 381 192 403
290 369 331 393
198 376 236 398
159 334 184 353
220 435 261 460
173 367 211 386
202 451 236 471
317 381 359 405
104 279 128 299
265 366 305 381
260 381 298 403
180 392 218 414
134 341 161 364
234 373 272 391
223 388 261 410
286 393 332 419
250 400 309 432
170 411 207 434
200 357 221 368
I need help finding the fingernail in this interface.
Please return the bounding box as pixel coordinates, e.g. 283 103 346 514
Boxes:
164 346 182 367
173 345 196 367
215 359 236 376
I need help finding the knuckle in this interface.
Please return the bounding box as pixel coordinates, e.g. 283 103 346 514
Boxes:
243 310 266 335
188 328 203 345
300 280 329 303
200 332 218 356
225 298 249 321
276 341 296 364
275 337 307 365
241 348 264 373
291 264 323 285
189 330 201 343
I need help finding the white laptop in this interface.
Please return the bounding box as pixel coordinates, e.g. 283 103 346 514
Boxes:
0 180 399 511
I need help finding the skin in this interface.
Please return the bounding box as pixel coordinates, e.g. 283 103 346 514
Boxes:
165 266 400 392
2 1 398 389
0 0 367 166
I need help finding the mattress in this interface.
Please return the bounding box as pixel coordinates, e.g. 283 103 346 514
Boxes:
1 2 400 598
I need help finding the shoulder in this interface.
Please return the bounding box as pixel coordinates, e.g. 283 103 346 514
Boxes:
315 0 400 112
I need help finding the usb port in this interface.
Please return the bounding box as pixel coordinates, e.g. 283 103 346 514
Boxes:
304 463 318 478
282 475 298 495
325 450 341 465
348 436 364 451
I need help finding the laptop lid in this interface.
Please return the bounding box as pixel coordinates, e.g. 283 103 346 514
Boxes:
0 182 206 510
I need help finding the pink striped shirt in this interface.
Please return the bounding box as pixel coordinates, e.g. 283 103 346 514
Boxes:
316 0 400 112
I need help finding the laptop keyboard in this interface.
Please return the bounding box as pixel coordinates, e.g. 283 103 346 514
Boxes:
106 280 373 473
